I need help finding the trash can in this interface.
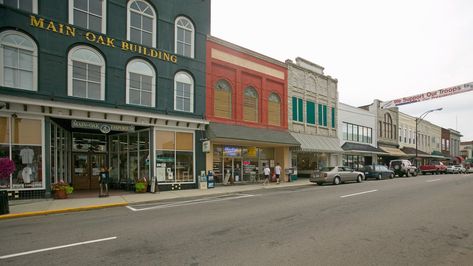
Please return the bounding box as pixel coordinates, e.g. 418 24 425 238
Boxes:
207 171 215 189
0 190 9 215
285 168 294 182
199 171 207 190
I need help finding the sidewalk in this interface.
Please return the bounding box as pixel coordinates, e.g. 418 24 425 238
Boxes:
0 179 311 219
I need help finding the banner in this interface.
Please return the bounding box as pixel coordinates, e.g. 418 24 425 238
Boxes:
381 82 473 109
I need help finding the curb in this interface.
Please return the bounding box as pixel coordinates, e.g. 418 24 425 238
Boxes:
0 202 128 220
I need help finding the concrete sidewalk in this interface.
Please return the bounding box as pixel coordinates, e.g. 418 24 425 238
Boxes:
0 179 311 219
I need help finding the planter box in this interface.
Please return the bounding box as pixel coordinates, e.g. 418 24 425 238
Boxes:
53 190 68 199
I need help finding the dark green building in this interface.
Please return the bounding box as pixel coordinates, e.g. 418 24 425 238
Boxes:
0 0 210 198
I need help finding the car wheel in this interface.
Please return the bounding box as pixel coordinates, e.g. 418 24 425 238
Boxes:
406 171 410 177
413 171 417 176
333 176 341 185
377 173 382 180
357 175 363 183
389 173 394 179
316 182 323 186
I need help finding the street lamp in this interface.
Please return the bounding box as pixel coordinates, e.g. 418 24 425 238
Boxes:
415 108 443 167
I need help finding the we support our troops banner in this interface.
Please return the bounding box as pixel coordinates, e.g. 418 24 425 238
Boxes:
381 81 473 109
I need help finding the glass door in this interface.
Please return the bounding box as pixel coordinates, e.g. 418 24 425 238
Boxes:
73 153 105 190
223 157 233 184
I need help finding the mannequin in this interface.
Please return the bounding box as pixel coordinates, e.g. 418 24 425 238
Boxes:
99 166 110 197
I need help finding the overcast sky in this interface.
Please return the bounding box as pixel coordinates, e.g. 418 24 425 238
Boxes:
211 0 473 140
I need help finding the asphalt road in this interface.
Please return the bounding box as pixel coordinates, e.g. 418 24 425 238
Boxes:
1 173 473 266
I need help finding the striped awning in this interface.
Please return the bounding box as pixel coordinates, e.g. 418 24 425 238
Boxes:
290 132 343 153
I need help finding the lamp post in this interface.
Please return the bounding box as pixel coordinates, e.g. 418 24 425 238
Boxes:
415 108 443 167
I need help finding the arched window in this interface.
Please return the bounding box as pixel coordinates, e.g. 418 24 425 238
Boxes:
268 93 281 126
69 0 107 33
1 0 37 13
0 30 37 91
175 16 194 58
127 0 156 47
243 87 258 122
384 113 393 139
68 46 105 100
126 59 155 107
174 71 194 112
214 79 232 119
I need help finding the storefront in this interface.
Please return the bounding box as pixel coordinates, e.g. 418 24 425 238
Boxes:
341 142 385 170
206 123 299 184
290 133 343 178
0 114 45 197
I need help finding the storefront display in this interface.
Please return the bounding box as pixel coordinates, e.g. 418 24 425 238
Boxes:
0 116 44 189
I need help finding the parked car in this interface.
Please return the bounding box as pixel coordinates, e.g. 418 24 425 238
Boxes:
389 159 417 177
363 164 395 180
419 161 447 175
454 165 466 174
446 165 459 174
309 166 364 185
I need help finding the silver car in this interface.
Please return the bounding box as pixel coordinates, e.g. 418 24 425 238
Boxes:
310 166 365 185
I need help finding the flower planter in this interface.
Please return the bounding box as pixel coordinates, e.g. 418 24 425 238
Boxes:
135 182 148 193
53 189 68 199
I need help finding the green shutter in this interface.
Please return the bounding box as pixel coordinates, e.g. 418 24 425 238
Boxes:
292 97 297 121
306 101 315 124
318 104 323 125
323 105 328 126
298 98 303 122
331 107 336 128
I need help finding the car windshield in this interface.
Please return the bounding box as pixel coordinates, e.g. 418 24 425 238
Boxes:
320 167 335 172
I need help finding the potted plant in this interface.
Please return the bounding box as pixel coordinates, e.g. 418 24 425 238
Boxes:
51 180 74 199
135 177 148 193
0 157 15 214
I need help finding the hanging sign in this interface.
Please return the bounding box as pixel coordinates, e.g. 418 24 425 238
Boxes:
381 81 473 109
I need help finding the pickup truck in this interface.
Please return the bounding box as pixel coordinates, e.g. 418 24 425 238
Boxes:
419 161 447 175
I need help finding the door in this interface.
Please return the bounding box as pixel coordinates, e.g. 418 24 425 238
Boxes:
223 157 233 184
73 153 105 190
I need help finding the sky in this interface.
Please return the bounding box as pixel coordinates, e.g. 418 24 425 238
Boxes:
211 0 473 140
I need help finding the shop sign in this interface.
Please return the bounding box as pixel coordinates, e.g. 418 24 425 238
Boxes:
202 140 211 153
223 146 241 157
29 15 177 64
71 120 134 133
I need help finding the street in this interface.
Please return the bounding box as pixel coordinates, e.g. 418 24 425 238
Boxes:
1 174 473 266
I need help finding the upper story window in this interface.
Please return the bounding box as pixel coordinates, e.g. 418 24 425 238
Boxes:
342 122 372 144
214 79 232 119
126 59 155 107
318 104 328 127
175 16 194 58
383 113 394 139
268 93 281 126
68 46 105 100
1 0 37 13
243 87 258 122
127 0 156 47
292 97 303 122
174 71 194 112
0 30 38 91
69 0 106 33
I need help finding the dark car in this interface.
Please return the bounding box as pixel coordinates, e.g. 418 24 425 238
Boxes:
363 164 395 180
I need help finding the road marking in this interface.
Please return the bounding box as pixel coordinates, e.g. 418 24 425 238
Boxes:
127 193 255 212
0 236 117 259
426 179 441 182
340 189 378 198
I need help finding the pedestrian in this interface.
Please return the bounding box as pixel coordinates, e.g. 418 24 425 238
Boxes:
99 166 110 197
275 162 282 184
263 164 270 185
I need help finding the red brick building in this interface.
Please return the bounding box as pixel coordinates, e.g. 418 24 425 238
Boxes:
205 36 298 184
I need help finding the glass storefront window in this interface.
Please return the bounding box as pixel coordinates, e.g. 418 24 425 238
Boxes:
0 117 10 189
294 152 329 178
155 130 194 183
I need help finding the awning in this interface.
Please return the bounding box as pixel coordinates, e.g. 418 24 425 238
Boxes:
401 147 430 157
206 123 300 146
379 145 406 157
342 142 386 154
290 132 343 153
456 156 465 163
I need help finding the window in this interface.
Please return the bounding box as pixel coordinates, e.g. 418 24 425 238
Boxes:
306 101 315 125
1 0 37 13
214 79 232 119
174 71 194 112
243 87 258 122
68 46 105 100
383 113 393 139
331 107 336 128
126 59 155 107
175 16 194 58
342 122 373 144
127 0 156 47
292 97 303 122
0 30 37 91
318 104 327 126
69 0 106 33
268 93 281 126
